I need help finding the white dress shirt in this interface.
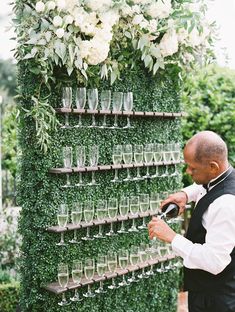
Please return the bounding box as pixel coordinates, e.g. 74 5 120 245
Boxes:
172 172 235 275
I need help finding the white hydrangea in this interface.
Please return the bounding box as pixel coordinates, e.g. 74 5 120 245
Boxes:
121 4 133 17
87 38 110 65
56 0 66 10
132 0 151 5
146 0 172 19
159 29 179 57
146 19 158 33
85 0 113 12
46 1 56 10
64 15 74 25
132 14 144 25
99 10 120 27
53 16 63 27
177 28 188 44
55 28 65 38
35 1 45 12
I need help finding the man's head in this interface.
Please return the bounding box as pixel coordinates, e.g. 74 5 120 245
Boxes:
183 131 229 185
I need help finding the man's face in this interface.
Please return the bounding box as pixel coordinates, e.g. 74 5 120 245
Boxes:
183 145 212 185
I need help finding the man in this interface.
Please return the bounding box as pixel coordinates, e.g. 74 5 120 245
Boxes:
148 131 235 312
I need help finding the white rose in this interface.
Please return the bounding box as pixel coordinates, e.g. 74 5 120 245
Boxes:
56 0 66 10
53 15 63 27
46 1 56 10
35 1 45 12
64 15 74 25
159 30 178 57
55 28 65 38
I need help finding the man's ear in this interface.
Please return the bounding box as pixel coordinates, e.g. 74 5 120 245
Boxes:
209 161 220 173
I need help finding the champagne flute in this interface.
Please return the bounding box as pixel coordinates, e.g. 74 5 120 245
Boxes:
138 243 149 279
69 202 83 244
128 245 139 283
161 143 172 177
88 145 99 186
133 145 143 181
106 197 118 236
171 142 181 176
74 87 86 128
75 145 86 187
151 143 163 178
94 199 107 239
138 193 149 229
95 254 107 294
57 263 70 306
61 87 72 129
111 145 123 183
83 258 95 297
70 260 83 302
62 146 73 188
56 204 68 246
117 197 129 234
107 251 118 289
100 90 111 128
111 91 123 129
128 196 139 232
118 248 129 287
123 144 133 181
87 88 98 127
123 92 133 128
143 143 154 179
150 193 160 214
82 200 94 241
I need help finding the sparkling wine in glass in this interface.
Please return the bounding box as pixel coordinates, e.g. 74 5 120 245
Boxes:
75 145 86 187
70 260 83 302
171 142 181 176
83 258 95 297
62 146 73 188
61 87 72 129
128 245 139 283
143 143 154 179
107 251 118 289
138 243 149 279
117 197 129 234
57 263 70 306
138 193 149 229
133 144 143 181
111 91 123 129
88 145 99 185
82 200 94 241
152 143 163 178
150 193 160 214
95 254 107 294
161 143 172 177
87 88 98 127
94 199 107 239
56 204 68 246
118 248 129 286
100 90 111 128
69 202 83 244
111 145 123 183
74 87 86 128
106 198 118 236
123 92 133 128
123 144 133 181
128 196 139 232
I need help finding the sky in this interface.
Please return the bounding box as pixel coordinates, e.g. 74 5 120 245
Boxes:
0 0 235 69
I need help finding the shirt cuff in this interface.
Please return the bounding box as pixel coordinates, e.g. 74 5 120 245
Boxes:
171 234 193 259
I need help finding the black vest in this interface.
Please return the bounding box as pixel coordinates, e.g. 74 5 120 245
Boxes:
184 169 235 294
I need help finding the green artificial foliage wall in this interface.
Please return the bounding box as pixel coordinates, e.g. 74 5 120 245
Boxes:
17 61 183 312
0 282 20 312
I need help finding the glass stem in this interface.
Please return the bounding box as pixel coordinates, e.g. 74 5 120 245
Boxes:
66 174 70 186
126 116 130 128
73 229 77 240
78 114 82 127
65 114 69 127
60 232 64 244
91 172 96 184
79 172 83 184
102 115 107 127
92 115 96 127
114 115 118 127
98 225 103 236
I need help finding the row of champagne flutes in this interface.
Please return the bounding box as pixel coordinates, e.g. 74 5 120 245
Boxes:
56 191 182 246
111 142 181 182
61 87 133 129
57 242 182 306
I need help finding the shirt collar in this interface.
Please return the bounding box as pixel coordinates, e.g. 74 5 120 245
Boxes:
203 166 233 192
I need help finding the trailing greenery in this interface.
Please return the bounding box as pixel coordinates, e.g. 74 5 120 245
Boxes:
17 60 183 312
181 64 235 185
0 282 20 312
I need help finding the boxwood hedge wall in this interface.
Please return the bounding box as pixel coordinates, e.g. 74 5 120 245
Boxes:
17 62 183 312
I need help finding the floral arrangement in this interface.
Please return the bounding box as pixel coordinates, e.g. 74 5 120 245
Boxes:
14 0 214 152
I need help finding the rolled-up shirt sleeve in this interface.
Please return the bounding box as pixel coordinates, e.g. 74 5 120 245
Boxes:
172 194 235 275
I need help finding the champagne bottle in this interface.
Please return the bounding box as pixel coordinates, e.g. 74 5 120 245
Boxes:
160 202 179 219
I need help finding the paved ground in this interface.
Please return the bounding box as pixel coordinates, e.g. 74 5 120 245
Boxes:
177 292 188 312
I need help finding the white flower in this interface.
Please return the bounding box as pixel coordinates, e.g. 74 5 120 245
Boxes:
35 1 45 12
64 15 74 25
177 28 188 44
132 0 151 4
159 29 178 57
146 0 172 19
53 15 63 27
55 28 65 38
99 10 120 27
87 39 110 65
80 40 92 59
85 0 112 12
121 4 133 17
56 0 66 10
46 1 56 10
132 14 144 25
146 19 158 33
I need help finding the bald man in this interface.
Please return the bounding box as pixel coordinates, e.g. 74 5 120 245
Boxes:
148 131 235 312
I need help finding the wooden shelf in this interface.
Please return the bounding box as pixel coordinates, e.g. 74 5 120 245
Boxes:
43 254 176 294
56 108 187 118
49 160 182 174
47 209 157 233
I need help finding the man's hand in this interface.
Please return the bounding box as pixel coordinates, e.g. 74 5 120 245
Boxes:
160 191 188 215
148 217 177 243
